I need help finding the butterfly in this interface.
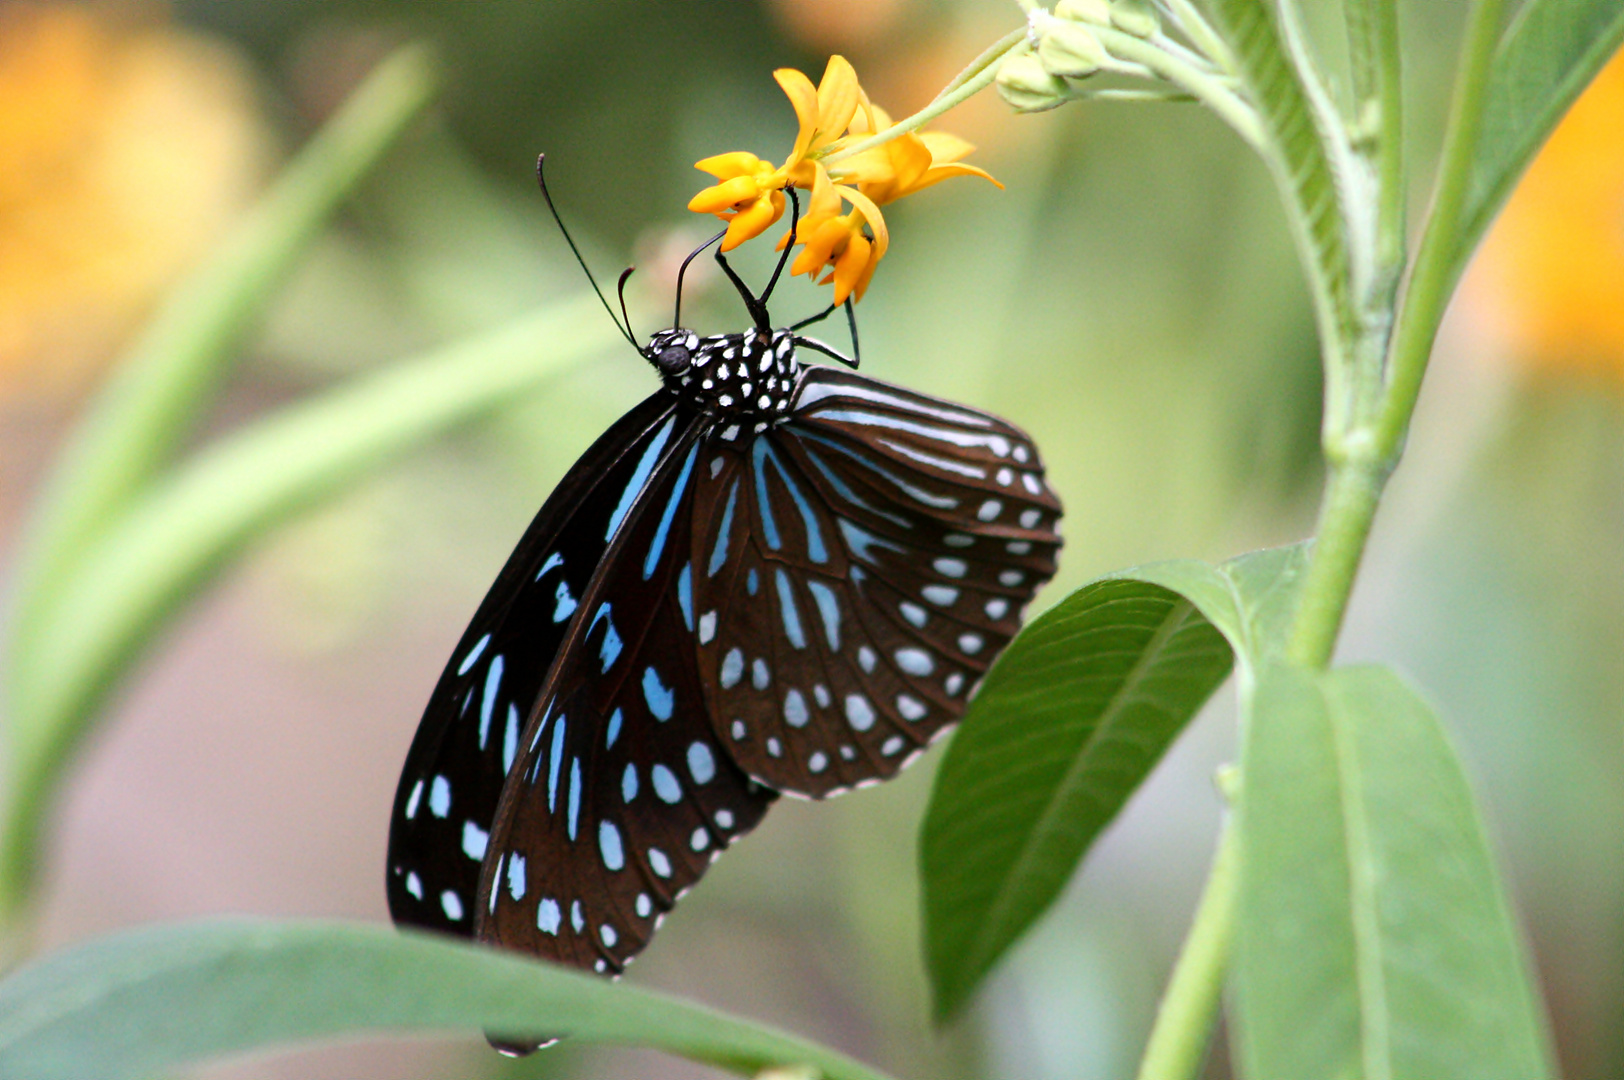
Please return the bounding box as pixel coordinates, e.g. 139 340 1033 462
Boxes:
386 156 1062 988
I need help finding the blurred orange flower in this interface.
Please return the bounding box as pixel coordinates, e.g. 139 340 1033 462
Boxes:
1480 50 1624 382
0 3 267 400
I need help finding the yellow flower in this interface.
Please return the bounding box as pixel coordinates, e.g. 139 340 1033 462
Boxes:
687 56 860 252
783 98 1001 304
689 55 998 303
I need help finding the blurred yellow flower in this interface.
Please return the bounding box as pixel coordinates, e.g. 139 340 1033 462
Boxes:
690 55 996 303
1480 50 1624 382
0 4 267 400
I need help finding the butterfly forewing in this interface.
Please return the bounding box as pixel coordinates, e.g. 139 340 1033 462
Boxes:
475 426 776 972
387 392 680 936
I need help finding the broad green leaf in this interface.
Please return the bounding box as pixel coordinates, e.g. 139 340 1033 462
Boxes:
1454 1 1624 284
1202 0 1361 376
1235 664 1554 1080
0 918 896 1080
920 543 1307 1020
5 45 439 672
0 296 612 918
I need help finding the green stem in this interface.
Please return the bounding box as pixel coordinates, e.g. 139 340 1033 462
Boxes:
1284 459 1385 669
1091 26 1266 150
1286 0 1504 669
823 33 1026 166
1374 0 1505 459
1136 817 1240 1080
931 26 1029 105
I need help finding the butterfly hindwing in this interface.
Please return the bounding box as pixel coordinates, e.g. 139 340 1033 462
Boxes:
475 425 776 973
386 392 681 936
694 366 1063 797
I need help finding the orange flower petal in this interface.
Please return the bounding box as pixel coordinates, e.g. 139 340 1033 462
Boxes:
812 55 860 151
694 151 766 181
720 190 784 251
907 161 1005 196
839 185 888 260
832 233 872 306
919 131 976 164
688 174 761 214
774 67 821 165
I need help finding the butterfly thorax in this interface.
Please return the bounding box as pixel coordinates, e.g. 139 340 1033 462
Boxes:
644 327 801 441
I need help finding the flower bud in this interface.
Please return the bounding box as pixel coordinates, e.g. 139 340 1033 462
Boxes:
1110 0 1159 38
996 49 1070 113
1055 0 1111 24
1036 18 1109 78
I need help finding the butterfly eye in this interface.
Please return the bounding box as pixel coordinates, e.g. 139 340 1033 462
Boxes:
653 344 691 375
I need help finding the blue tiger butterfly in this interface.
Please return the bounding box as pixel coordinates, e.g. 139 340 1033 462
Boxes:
386 156 1062 1000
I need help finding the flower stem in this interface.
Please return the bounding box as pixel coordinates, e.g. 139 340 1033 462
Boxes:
823 31 1027 166
1092 27 1265 150
1136 817 1239 1080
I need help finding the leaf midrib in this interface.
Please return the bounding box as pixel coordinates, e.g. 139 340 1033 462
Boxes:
956 596 1205 986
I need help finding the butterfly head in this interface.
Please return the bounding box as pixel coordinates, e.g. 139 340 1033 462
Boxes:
643 327 701 377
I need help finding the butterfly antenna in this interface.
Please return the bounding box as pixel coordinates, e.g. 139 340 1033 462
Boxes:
616 268 637 341
536 154 637 348
674 229 726 329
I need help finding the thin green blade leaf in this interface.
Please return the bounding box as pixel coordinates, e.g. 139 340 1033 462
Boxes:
0 918 896 1080
921 543 1308 1020
1236 663 1554 1079
1455 1 1624 282
0 297 611 920
5 44 439 669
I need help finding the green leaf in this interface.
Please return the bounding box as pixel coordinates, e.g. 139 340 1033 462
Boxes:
1235 663 1554 1080
0 918 896 1080
920 543 1308 1020
1455 1 1624 283
0 296 612 921
5 44 439 672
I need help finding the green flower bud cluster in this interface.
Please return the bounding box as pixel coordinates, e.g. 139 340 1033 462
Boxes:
997 0 1167 112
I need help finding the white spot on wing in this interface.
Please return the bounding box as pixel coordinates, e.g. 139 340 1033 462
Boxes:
844 695 876 731
895 647 935 675
461 821 488 860
441 891 464 922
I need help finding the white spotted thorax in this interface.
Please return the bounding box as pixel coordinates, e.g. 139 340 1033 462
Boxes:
644 327 801 440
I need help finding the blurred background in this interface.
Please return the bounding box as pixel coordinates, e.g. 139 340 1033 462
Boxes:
0 2 1619 1078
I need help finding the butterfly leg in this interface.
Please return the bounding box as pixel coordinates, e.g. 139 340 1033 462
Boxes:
792 334 859 368
759 186 801 309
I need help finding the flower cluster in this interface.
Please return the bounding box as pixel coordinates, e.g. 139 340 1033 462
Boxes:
688 56 999 305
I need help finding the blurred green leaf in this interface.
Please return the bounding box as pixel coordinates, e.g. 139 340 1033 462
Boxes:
0 296 613 923
0 918 896 1080
1454 1 1624 284
920 544 1307 1020
1235 663 1554 1080
5 44 439 670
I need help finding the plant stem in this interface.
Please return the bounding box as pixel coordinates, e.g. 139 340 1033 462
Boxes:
1284 458 1385 668
1092 27 1266 150
1286 0 1504 669
1136 817 1239 1080
823 32 1026 166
